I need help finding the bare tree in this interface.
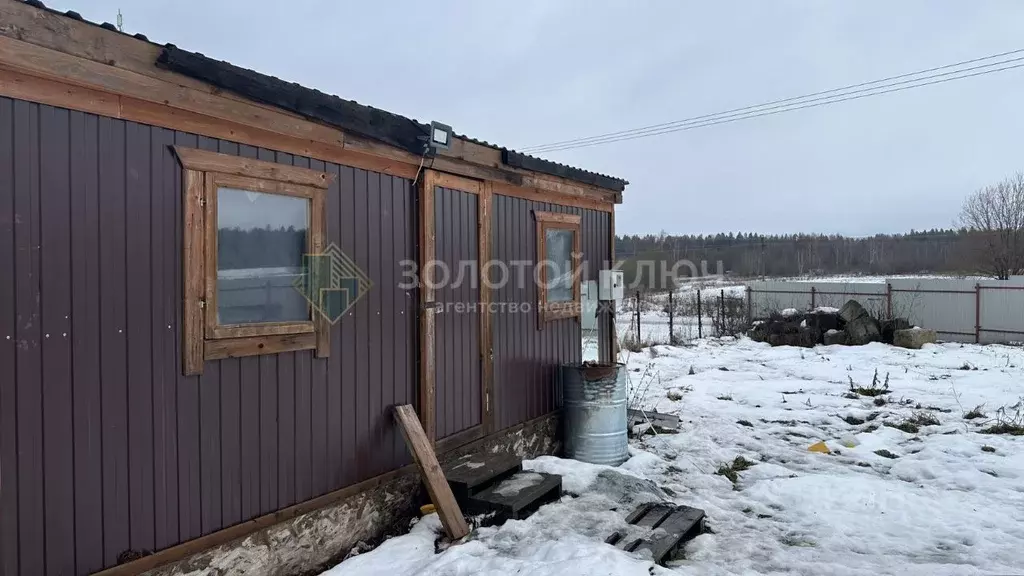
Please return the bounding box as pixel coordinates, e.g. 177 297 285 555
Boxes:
958 173 1024 280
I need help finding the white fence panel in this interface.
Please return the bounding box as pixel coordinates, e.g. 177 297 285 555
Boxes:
888 278 977 343
978 280 1024 344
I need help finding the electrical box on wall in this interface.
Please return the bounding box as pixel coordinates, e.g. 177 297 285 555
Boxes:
598 270 624 301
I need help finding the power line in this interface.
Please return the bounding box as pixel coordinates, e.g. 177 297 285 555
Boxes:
527 61 1024 153
521 48 1024 154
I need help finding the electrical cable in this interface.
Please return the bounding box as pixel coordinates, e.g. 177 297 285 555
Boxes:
521 49 1024 154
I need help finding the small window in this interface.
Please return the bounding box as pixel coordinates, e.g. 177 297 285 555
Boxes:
176 147 334 375
535 211 582 323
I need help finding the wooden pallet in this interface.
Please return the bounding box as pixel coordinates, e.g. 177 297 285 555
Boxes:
467 471 562 520
605 503 705 565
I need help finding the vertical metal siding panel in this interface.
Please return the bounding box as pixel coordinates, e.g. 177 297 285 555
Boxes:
505 194 515 430
276 352 296 507
219 358 241 527
366 172 383 475
451 188 462 435
338 166 357 487
159 127 180 551
199 363 222 534
197 138 224 537
390 178 410 466
326 163 343 490
38 105 75 575
124 121 157 553
379 176 396 471
173 130 202 544
469 192 481 429
98 114 132 564
490 194 502 432
259 354 278 513
13 99 44 575
300 156 328 496
458 190 470 433
0 98 17 576
516 198 528 427
148 126 171 552
352 169 369 480
509 196 521 429
239 357 260 520
404 178 416 463
293 349 312 503
529 201 541 423
498 194 510 431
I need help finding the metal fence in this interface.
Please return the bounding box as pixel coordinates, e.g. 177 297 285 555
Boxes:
747 278 1024 344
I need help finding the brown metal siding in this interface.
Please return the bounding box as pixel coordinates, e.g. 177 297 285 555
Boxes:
0 97 417 575
433 186 482 439
491 195 610 431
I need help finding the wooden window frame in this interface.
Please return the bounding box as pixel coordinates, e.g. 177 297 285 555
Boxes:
175 146 335 375
535 211 582 323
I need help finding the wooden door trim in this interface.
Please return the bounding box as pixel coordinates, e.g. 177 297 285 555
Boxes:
418 170 438 442
479 181 494 434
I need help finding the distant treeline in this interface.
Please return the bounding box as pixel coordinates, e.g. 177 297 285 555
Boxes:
218 226 306 270
615 229 989 289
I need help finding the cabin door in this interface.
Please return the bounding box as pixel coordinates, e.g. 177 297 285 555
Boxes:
419 170 492 442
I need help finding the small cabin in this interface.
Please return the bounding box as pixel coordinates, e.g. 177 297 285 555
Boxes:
0 1 626 574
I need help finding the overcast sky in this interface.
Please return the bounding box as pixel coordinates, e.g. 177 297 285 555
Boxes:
55 0 1024 236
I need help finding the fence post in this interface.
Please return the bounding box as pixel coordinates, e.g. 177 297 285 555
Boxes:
810 286 816 309
746 286 753 325
886 283 893 320
697 289 702 339
720 289 726 337
974 283 981 344
635 290 642 343
668 291 674 345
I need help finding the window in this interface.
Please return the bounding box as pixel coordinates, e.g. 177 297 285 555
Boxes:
176 146 333 375
535 211 582 323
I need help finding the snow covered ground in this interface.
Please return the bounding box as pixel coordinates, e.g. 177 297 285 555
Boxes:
324 339 1024 576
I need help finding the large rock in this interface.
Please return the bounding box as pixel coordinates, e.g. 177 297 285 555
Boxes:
839 300 870 323
806 310 840 342
823 329 849 346
767 328 817 348
845 314 881 345
893 328 937 349
880 318 912 344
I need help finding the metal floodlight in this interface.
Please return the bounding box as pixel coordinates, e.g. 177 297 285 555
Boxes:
428 121 452 151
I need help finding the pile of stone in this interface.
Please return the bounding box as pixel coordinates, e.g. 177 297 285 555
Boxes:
748 300 936 349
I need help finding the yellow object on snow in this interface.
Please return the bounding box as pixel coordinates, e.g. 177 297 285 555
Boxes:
419 504 436 516
808 441 831 454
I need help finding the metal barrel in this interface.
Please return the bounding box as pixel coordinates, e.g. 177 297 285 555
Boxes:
561 363 628 466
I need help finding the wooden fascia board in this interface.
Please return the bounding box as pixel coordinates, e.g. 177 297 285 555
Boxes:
0 27 622 204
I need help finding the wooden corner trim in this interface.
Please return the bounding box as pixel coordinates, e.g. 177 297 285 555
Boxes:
173 146 334 188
